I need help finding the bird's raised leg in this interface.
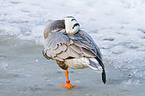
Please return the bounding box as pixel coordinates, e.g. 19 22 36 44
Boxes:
60 70 76 88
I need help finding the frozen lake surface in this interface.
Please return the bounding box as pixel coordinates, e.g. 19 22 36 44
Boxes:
0 0 145 96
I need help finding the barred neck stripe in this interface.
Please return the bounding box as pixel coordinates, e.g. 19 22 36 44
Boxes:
72 23 80 29
71 19 77 21
66 16 74 18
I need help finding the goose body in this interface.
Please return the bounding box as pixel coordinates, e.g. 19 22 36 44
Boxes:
42 16 106 88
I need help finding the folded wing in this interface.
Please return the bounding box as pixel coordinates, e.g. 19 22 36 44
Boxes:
43 31 100 61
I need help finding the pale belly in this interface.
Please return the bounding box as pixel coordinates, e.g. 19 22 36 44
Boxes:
65 57 90 69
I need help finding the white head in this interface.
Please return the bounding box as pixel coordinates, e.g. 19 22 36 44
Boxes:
64 16 80 34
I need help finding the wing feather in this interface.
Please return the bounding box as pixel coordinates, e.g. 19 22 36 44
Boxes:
69 44 83 54
43 30 102 61
76 30 103 59
57 47 81 59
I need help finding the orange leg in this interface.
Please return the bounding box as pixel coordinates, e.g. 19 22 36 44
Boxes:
60 70 76 88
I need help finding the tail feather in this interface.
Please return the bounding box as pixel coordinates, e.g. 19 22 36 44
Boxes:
95 57 106 84
102 69 106 84
88 58 103 73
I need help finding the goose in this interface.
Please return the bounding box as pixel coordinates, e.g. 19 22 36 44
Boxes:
42 16 106 88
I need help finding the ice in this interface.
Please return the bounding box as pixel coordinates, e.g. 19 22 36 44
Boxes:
0 0 145 96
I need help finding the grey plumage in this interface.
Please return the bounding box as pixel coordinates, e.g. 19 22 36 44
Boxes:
43 30 101 61
43 20 106 84
44 20 65 39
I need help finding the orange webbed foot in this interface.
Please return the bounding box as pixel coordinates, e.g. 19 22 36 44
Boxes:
60 81 76 88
